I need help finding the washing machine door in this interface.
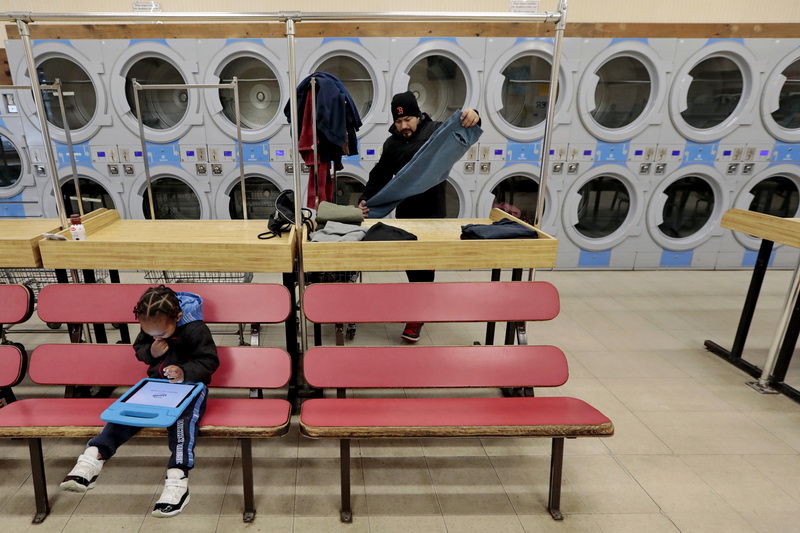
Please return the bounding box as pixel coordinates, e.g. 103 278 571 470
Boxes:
578 41 668 142
484 40 571 142
562 166 642 251
647 167 727 251
142 176 204 220
670 41 758 143
733 167 800 250
762 52 800 142
393 40 480 123
0 133 23 190
227 175 283 220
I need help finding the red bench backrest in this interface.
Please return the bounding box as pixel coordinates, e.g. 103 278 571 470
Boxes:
37 283 291 324
29 345 291 389
304 345 568 389
0 346 25 389
303 282 560 324
0 284 34 324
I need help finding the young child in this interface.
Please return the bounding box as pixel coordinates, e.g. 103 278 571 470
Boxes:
60 284 219 518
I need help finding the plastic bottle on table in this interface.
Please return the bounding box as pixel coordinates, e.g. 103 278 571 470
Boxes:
69 214 86 241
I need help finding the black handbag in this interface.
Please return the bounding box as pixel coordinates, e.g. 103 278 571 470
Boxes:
258 190 313 239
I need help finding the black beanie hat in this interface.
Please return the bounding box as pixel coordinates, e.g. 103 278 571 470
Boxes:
391 91 421 121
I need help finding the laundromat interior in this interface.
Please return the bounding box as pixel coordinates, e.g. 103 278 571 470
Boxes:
6 2 800 533
1 0 799 270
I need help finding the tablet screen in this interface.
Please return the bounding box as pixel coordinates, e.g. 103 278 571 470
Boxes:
122 380 198 408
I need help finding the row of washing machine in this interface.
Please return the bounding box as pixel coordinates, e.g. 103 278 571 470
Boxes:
0 34 799 269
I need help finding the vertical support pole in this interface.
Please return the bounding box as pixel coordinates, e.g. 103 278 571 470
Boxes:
340 438 353 523
285 17 308 358
51 79 84 217
485 268 502 346
232 77 248 220
28 438 50 524
132 79 156 220
240 438 256 522
16 18 68 229
548 438 564 520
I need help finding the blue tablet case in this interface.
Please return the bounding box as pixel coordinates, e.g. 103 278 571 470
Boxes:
101 378 205 427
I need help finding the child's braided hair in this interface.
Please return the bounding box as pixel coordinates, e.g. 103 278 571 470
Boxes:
133 284 181 321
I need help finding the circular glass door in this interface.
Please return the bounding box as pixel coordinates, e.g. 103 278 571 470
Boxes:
657 176 714 239
37 57 97 131
333 175 365 207
218 57 280 130
491 175 543 225
591 56 650 129
574 176 630 239
407 54 467 122
445 180 462 218
0 135 22 189
771 59 800 130
125 58 188 129
143 177 201 219
681 57 743 129
60 178 115 215
317 56 374 120
499 55 553 129
228 176 280 219
747 176 799 218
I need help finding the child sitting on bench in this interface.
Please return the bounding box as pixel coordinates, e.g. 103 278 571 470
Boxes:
60 284 219 518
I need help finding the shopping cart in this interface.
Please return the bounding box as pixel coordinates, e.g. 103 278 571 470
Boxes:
143 270 255 345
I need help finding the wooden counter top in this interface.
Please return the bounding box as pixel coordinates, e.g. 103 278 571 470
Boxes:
39 210 296 272
302 209 557 271
0 218 62 267
721 209 800 249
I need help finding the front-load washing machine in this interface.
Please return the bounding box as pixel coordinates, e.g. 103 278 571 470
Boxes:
38 162 127 220
295 37 390 144
761 41 800 144
390 37 483 124
634 144 733 269
103 38 207 148
0 86 39 218
717 160 800 269
558 155 647 269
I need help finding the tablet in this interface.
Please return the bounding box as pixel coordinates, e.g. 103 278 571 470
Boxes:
101 378 205 427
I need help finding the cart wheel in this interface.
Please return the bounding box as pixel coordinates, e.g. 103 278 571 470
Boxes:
46 322 62 330
346 324 356 340
112 323 121 329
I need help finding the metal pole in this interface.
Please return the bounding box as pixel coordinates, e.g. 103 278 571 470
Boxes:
232 77 248 220
132 79 156 220
16 18 68 228
49 79 84 217
748 256 800 393
530 0 567 281
311 76 319 209
286 18 308 356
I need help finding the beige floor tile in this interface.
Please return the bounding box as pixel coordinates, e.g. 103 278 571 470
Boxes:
563 455 660 514
617 455 732 513
518 513 602 532
738 512 800 533
569 349 689 379
637 411 798 455
0 515 70 533
293 515 370 532
216 515 294 532
293 457 366 518
745 410 800 452
490 455 586 515
668 510 759 533
61 515 145 532
741 454 800 502
221 457 297 516
368 515 448 532
361 457 441 516
139 514 220 532
427 456 516 515
443 514 526 532
592 513 681 533
601 376 737 412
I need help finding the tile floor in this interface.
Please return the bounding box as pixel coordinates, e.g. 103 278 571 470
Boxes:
3 268 800 532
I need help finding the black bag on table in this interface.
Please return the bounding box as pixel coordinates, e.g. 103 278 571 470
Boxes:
258 190 314 239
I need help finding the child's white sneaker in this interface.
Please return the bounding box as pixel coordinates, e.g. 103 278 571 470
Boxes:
60 446 104 492
152 468 190 518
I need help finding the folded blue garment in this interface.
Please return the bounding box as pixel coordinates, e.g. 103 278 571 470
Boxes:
460 218 539 240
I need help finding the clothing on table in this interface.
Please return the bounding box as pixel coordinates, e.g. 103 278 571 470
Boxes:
361 222 418 241
310 221 367 242
315 201 364 225
460 218 539 240
88 386 207 473
363 110 482 219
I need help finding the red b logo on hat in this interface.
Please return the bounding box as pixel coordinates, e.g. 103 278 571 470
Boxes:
396 106 403 115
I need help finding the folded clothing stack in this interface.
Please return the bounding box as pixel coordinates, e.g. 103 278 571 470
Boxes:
460 218 538 240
